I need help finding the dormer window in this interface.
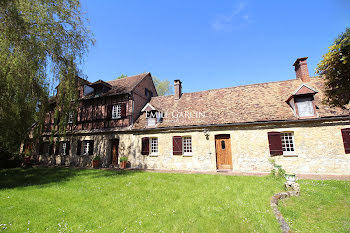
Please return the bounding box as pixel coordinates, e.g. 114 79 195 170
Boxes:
287 84 318 119
294 96 315 117
146 111 162 127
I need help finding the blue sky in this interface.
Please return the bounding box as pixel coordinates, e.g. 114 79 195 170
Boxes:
81 0 350 94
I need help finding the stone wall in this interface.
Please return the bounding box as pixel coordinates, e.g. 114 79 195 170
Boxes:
39 119 350 175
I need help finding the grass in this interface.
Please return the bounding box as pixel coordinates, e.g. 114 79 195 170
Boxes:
0 168 284 232
279 179 350 233
0 168 349 232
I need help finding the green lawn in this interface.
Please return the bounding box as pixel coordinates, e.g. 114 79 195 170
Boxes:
0 168 349 232
0 168 284 232
279 179 350 233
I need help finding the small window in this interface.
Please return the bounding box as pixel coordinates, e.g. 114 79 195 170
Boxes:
68 112 74 124
62 142 67 155
221 140 225 149
147 111 162 127
295 96 315 117
145 88 148 97
183 136 192 155
281 132 295 155
83 141 90 155
150 137 158 155
112 105 121 119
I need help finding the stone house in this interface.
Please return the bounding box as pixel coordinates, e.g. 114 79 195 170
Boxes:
37 57 350 175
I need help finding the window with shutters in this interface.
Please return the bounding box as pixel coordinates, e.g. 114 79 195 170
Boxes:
83 141 90 155
183 136 192 156
281 132 295 155
150 137 158 155
112 104 121 119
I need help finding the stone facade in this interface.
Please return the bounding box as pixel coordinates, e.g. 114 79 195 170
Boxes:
40 118 350 175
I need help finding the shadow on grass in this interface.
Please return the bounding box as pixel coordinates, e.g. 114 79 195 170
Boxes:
0 167 142 190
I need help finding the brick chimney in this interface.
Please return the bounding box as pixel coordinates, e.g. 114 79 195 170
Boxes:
293 57 310 82
174 80 182 100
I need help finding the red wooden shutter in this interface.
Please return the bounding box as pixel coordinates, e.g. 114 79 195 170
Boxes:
49 143 54 155
107 105 112 120
121 103 127 118
39 143 44 155
141 137 149 155
55 142 59 155
66 142 70 155
173 136 183 155
77 140 82 155
341 128 350 154
267 132 283 156
89 140 94 155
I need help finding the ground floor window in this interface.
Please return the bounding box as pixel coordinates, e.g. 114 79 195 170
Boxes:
150 137 158 155
183 136 192 156
281 132 295 155
61 142 67 155
83 141 90 155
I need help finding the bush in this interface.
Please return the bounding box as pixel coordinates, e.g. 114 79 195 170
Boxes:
120 156 128 162
93 155 101 161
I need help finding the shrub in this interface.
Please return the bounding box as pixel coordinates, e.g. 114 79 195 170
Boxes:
93 155 101 161
120 156 128 162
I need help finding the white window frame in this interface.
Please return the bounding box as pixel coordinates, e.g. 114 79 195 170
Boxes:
183 136 192 156
68 112 73 124
112 104 121 119
150 137 158 156
281 132 296 156
61 142 67 155
83 141 90 155
295 96 315 118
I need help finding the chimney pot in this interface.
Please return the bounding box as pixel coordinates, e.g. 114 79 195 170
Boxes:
293 57 310 82
174 80 182 100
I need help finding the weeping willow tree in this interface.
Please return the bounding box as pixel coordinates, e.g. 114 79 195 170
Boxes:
0 0 94 159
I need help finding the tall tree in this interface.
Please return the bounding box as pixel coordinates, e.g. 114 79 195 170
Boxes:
116 74 128 80
316 28 350 109
153 76 173 96
0 0 94 158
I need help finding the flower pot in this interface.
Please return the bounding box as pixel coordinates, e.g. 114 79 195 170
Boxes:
24 156 31 164
92 160 100 168
285 173 296 182
120 161 127 169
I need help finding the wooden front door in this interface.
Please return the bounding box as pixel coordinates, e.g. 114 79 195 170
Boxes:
215 134 232 170
111 139 119 166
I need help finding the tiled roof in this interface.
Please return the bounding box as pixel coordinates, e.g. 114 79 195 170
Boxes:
106 72 149 94
133 77 349 129
82 73 149 99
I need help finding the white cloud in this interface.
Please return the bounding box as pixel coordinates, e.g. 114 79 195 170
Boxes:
211 2 251 32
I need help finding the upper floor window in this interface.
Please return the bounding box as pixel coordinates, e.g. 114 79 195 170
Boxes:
112 105 121 119
183 136 192 155
295 96 315 117
146 111 162 127
281 132 295 155
68 112 74 124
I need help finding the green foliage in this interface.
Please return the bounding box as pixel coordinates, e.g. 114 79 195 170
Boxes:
119 156 128 162
0 0 94 156
269 158 286 179
153 76 174 96
116 74 128 79
93 155 101 161
316 28 350 108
